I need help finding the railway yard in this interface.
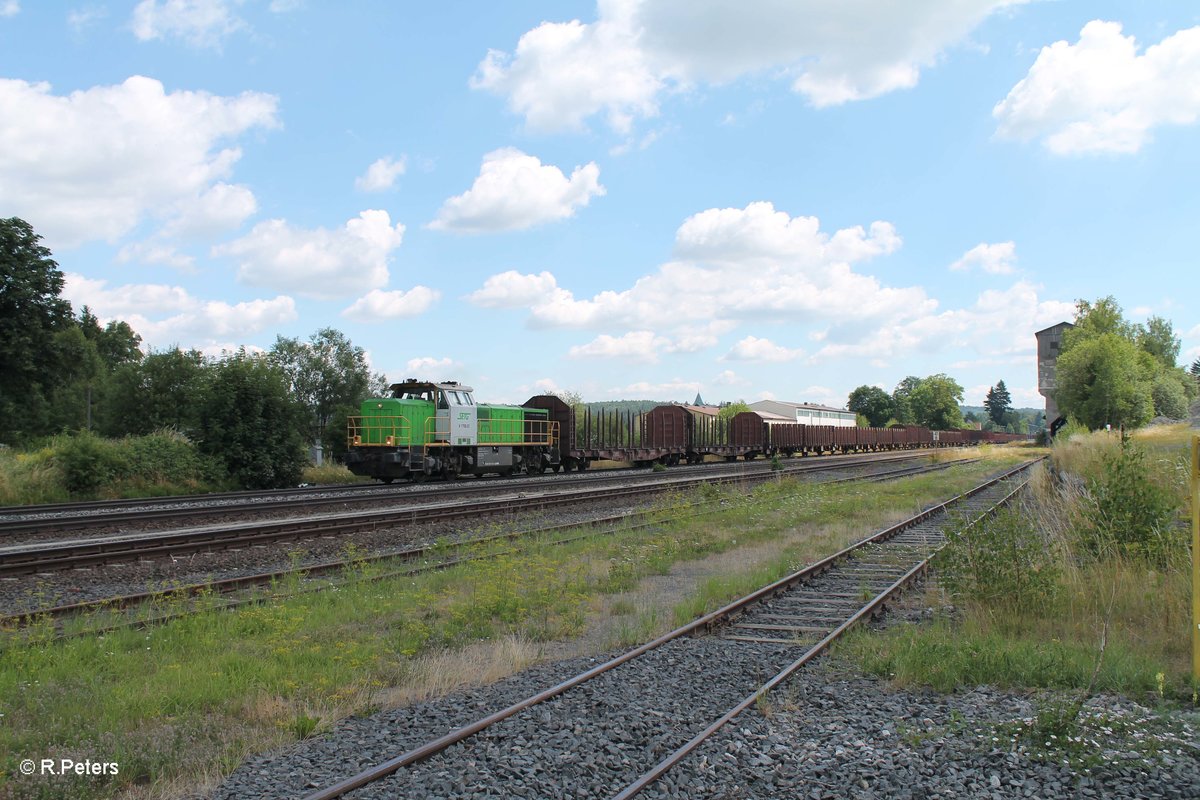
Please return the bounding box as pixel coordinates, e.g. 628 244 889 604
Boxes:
2 443 1197 799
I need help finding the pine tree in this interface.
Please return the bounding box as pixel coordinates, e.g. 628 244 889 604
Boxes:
984 380 1012 426
1191 357 1200 379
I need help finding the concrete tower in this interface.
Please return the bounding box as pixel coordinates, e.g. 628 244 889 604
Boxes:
1035 321 1073 427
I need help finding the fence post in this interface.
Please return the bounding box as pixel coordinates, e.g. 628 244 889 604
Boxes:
1192 434 1199 686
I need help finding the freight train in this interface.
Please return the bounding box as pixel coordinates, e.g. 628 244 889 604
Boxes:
345 379 1027 482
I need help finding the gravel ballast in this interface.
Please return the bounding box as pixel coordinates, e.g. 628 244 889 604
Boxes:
208 630 1199 799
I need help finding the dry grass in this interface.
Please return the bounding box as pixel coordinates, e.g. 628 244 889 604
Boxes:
377 635 543 706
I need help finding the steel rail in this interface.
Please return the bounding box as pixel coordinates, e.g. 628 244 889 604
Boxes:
611 477 1029 799
2 458 967 633
0 450 933 537
299 459 1038 800
0 453 950 577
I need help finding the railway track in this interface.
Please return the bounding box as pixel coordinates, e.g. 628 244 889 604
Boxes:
2 458 972 634
0 450 939 538
290 459 1038 800
0 453 952 577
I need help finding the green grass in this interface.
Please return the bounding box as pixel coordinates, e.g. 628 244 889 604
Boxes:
0 448 1034 797
838 427 1196 704
841 615 1162 695
300 463 368 485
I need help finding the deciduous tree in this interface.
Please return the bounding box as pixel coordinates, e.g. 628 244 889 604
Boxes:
0 218 73 441
1055 334 1153 429
909 374 965 430
891 376 921 425
102 349 208 437
270 328 372 456
1138 316 1180 367
847 385 894 427
198 350 309 489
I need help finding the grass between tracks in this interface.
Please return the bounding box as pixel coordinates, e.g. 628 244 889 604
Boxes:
837 423 1197 711
0 447 1031 799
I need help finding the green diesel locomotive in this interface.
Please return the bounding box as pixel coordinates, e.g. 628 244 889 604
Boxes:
345 380 561 481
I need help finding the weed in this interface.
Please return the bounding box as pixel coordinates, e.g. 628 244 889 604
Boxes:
755 690 774 718
289 712 321 740
937 505 1061 613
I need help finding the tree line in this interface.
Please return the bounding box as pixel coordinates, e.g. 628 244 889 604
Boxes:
846 374 968 431
1 217 383 488
1052 297 1196 430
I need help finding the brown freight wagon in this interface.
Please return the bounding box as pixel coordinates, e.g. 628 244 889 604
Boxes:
766 420 804 454
805 425 835 453
830 425 856 452
857 427 884 450
729 411 767 455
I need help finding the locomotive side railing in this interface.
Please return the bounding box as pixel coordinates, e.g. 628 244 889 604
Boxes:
347 416 411 448
479 416 558 446
421 415 559 447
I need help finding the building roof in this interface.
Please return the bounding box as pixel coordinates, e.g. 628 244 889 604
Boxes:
750 399 850 414
752 410 794 422
1034 321 1074 336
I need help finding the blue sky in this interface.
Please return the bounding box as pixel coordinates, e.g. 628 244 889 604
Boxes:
2 1 1198 411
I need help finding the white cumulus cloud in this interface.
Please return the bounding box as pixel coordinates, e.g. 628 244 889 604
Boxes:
405 356 461 376
355 156 407 192
430 148 605 233
341 286 440 322
166 182 258 237
474 0 1027 132
469 202 923 334
215 210 405 300
116 242 196 271
0 75 278 248
62 273 296 349
813 281 1075 362
568 331 672 363
722 336 804 362
466 270 564 308
950 241 1017 274
994 21 1200 154
131 0 245 48
2 1 19 18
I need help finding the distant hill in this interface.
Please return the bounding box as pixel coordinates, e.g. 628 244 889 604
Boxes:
961 405 1041 417
583 400 666 414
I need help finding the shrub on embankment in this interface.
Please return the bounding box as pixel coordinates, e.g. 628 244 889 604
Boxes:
844 424 1195 700
0 430 226 504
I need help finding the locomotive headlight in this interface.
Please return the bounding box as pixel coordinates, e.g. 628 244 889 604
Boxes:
354 436 361 445
386 435 394 445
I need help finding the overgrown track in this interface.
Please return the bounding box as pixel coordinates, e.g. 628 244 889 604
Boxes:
0 453 947 577
296 460 1038 800
0 450 937 538
1 458 971 633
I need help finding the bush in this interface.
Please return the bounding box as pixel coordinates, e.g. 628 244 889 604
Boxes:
55 431 127 495
937 506 1061 613
1077 435 1181 563
40 430 225 499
